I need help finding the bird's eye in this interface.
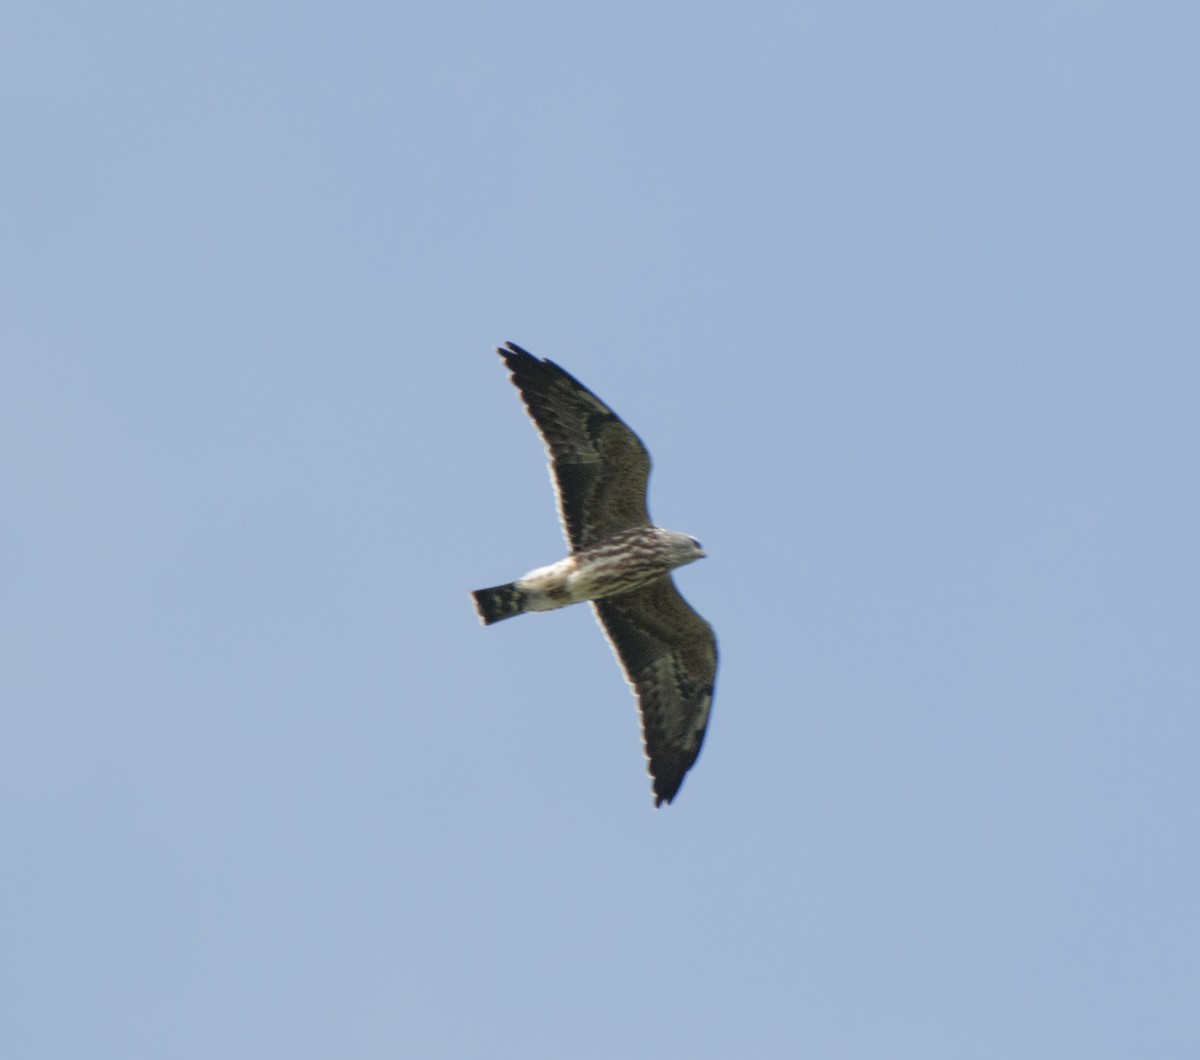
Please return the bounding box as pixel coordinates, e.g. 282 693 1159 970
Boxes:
690 537 703 549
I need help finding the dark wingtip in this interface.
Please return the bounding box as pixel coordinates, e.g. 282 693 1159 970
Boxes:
497 342 548 383
495 342 601 408
652 773 684 808
498 340 534 362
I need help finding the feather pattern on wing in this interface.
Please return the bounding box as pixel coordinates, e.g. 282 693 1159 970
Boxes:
593 576 718 806
499 342 652 552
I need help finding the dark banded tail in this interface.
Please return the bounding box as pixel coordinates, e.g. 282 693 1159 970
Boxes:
471 582 528 625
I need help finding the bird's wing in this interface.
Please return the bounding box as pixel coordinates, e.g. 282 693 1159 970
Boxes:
593 575 718 806
499 342 651 551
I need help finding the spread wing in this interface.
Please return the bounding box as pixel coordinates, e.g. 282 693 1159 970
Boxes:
593 576 718 806
499 342 651 551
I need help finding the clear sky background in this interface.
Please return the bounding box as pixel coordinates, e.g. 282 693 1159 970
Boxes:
3 3 1198 1057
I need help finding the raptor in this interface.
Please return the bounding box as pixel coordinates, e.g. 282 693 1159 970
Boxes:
472 342 718 806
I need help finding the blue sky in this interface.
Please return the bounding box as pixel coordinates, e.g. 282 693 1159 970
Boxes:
3 2 1198 1056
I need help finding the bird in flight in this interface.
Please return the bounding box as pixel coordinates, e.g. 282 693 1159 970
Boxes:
472 342 717 806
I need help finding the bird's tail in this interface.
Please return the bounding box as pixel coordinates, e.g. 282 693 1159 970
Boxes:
471 582 528 625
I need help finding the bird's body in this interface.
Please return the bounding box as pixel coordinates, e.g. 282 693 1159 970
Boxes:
471 342 718 806
473 526 704 623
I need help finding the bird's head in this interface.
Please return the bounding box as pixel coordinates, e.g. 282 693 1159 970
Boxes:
663 530 706 568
